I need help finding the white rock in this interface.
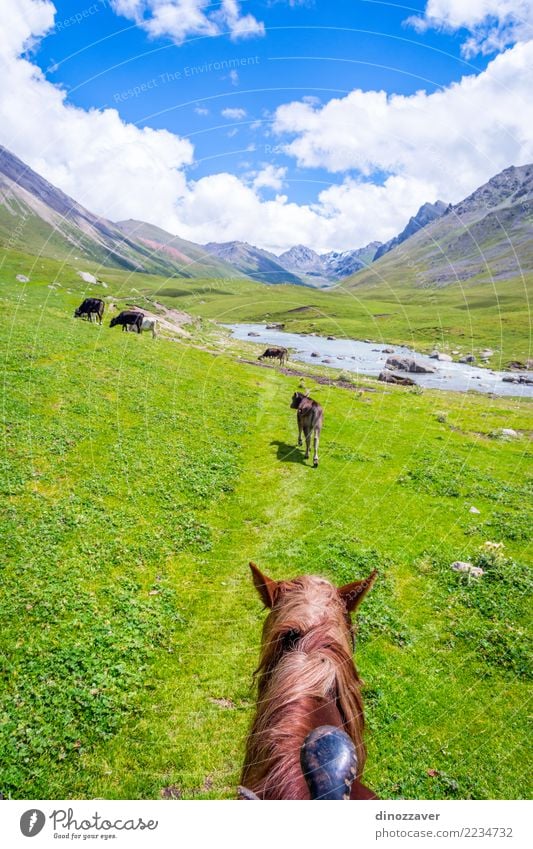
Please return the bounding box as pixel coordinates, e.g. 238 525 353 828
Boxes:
469 506 481 514
451 561 483 577
77 271 98 284
451 561 473 572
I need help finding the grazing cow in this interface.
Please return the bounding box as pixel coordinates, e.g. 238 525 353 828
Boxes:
74 297 104 325
128 316 159 339
259 347 288 366
109 310 143 333
291 391 323 467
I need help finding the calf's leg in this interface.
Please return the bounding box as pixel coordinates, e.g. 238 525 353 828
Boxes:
313 427 320 467
304 428 311 460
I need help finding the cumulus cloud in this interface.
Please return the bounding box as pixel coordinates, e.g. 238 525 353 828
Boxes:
221 107 247 120
407 0 533 56
0 0 193 223
110 0 265 44
251 164 287 191
171 171 437 253
273 41 533 204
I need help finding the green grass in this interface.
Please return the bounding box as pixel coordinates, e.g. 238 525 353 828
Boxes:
0 250 532 800
3 247 531 363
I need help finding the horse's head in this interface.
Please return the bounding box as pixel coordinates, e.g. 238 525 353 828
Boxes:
242 563 378 798
249 562 377 668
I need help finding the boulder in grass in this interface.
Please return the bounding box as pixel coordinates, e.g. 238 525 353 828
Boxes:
378 371 416 386
451 561 484 577
490 427 519 439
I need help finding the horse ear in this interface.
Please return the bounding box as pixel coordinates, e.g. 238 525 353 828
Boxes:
249 562 278 609
338 570 378 613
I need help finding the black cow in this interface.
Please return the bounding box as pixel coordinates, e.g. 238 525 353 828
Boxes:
74 297 104 325
258 347 288 366
109 310 143 333
291 391 324 467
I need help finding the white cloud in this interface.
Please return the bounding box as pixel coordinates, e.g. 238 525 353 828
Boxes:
273 41 533 204
229 69 239 85
252 164 287 191
407 0 533 56
172 172 435 254
109 0 265 44
0 0 55 59
0 0 193 224
194 105 209 115
221 107 247 120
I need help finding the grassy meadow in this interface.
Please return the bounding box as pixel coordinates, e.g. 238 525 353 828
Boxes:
96 259 532 366
0 250 531 800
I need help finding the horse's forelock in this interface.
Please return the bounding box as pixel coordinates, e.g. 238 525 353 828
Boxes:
262 576 350 651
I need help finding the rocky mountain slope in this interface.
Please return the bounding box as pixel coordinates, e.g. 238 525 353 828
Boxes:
278 241 382 285
202 240 308 286
374 201 449 260
342 164 533 290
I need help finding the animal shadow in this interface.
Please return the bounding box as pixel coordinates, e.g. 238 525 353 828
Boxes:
271 440 306 465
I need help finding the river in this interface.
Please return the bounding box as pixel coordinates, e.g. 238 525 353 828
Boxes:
225 324 533 398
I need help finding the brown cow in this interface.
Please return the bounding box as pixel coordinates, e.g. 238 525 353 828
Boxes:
259 347 288 366
291 391 323 467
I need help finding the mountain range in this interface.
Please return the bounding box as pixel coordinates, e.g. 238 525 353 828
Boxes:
0 143 531 290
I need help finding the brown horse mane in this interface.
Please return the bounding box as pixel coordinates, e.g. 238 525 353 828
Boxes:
241 570 376 799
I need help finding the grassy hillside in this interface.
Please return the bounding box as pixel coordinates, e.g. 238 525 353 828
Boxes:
0 252 531 800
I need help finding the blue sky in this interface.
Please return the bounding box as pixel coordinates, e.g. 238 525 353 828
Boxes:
35 0 491 203
2 0 532 251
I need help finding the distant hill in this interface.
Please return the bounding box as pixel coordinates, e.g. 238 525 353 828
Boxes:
115 220 244 279
278 241 382 285
342 164 533 290
202 240 309 286
2 145 531 292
